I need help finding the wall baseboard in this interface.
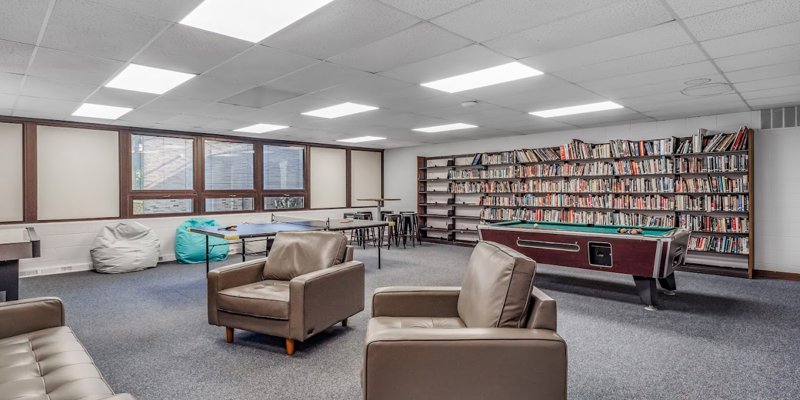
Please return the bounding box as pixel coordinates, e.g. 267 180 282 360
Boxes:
19 263 93 278
753 269 800 281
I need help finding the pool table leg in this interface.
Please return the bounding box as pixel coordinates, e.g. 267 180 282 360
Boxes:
658 273 677 296
633 276 658 311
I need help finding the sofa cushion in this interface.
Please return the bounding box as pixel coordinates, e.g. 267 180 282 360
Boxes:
217 280 290 320
457 241 537 328
263 231 348 281
0 326 116 400
369 316 465 331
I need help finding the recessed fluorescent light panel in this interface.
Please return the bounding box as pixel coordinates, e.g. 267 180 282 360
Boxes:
421 62 543 93
302 102 378 119
530 101 624 118
234 123 288 133
336 136 385 143
72 103 133 119
180 0 335 42
106 64 195 94
413 123 477 133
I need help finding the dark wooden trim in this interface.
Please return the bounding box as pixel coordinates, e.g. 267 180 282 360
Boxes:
118 130 132 219
747 128 755 279
753 269 800 281
304 145 311 209
22 122 37 222
345 149 352 208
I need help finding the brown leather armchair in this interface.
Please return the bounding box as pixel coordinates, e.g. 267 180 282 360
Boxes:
208 231 364 355
363 241 567 400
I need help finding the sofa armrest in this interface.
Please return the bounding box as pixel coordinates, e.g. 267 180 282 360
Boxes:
527 287 557 331
371 287 461 318
364 327 567 400
207 258 266 325
289 260 365 340
0 297 64 339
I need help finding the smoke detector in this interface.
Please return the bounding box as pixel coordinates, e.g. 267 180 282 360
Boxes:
461 100 479 108
681 78 734 97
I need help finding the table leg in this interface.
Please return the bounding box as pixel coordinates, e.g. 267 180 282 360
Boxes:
378 242 382 269
205 235 210 274
0 260 20 302
241 239 246 262
633 276 658 311
658 273 677 295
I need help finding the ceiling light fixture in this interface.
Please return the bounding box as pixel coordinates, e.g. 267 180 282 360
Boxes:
234 123 289 133
180 0 335 42
413 123 477 133
302 102 378 119
105 64 195 94
421 62 543 93
336 136 386 143
72 103 133 119
530 101 624 118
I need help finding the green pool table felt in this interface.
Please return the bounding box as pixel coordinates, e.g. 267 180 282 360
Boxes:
488 221 674 237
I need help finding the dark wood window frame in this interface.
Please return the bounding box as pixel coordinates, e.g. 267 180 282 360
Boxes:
0 115 383 224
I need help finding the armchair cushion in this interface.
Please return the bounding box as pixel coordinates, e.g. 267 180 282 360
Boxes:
370 317 465 330
263 231 348 280
457 241 537 328
217 280 290 320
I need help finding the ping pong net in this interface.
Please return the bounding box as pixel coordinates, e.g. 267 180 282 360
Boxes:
270 214 332 229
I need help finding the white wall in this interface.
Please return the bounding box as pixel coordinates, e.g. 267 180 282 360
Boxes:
384 111 798 274
12 208 373 277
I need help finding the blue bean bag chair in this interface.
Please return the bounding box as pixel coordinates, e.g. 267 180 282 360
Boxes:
175 218 229 264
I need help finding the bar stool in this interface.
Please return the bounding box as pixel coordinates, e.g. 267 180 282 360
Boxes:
398 211 420 248
384 213 402 249
354 211 376 248
343 212 359 246
378 211 394 248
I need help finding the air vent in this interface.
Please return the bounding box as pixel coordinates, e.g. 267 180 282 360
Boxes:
761 105 799 129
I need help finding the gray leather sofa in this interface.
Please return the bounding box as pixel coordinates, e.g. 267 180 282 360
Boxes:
364 241 568 400
0 297 137 400
208 231 364 355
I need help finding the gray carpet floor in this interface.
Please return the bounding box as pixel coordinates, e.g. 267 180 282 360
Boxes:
18 243 800 400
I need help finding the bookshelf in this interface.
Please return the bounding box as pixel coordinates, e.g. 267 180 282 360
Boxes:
417 127 756 277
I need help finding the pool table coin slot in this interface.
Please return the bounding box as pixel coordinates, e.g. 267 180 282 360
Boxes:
588 242 613 268
516 238 580 252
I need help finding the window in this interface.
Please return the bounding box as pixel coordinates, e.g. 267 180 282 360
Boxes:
132 135 193 190
204 140 254 190
37 126 119 220
265 195 305 210
205 197 255 212
132 198 193 215
0 123 23 222
264 145 304 190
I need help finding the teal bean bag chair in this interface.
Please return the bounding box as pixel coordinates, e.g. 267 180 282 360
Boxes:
175 218 229 264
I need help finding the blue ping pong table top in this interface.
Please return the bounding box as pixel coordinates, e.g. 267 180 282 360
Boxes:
188 219 388 240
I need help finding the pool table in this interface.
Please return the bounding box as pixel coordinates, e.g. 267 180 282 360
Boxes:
478 221 690 310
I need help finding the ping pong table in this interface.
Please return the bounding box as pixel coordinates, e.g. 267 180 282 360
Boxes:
188 215 389 273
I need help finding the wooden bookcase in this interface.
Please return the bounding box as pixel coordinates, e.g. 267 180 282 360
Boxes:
417 128 755 277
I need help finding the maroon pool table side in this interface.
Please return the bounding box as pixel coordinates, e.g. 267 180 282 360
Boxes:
478 222 690 310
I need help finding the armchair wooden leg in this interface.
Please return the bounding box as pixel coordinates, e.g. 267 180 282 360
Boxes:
225 327 234 343
342 318 348 327
285 338 295 356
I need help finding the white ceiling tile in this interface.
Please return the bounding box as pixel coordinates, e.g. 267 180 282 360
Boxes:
522 22 693 73
634 94 746 113
263 0 420 59
163 113 220 128
220 86 303 108
594 74 726 100
265 61 373 94
380 45 510 84
328 23 471 73
579 61 720 93
194 102 262 120
204 45 317 87
456 75 565 102
746 94 800 108
485 0 673 59
642 101 752 120
0 73 24 95
369 85 464 113
740 84 800 100
0 40 34 74
14 95 78 117
40 0 169 60
531 107 646 127
117 109 173 125
198 118 255 131
378 0 480 19
84 87 158 108
258 94 341 115
86 0 204 22
20 76 96 101
487 84 607 112
431 0 618 42
0 0 51 44
554 44 707 83
133 24 251 74
314 75 413 104
27 47 125 85
700 21 800 58
137 97 213 115
161 76 256 102
715 43 800 72
683 0 800 41
0 93 17 109
665 0 753 18
734 74 800 92
725 61 800 83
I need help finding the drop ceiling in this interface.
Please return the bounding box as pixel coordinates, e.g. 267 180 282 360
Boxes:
0 0 799 149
